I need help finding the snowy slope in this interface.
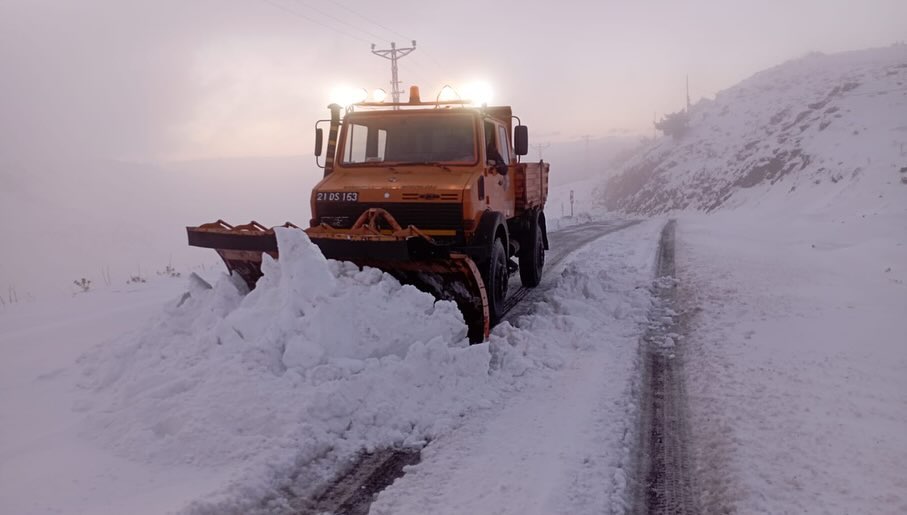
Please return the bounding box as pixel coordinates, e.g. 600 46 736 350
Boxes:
603 44 907 215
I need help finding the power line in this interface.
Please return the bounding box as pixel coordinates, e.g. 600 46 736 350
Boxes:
257 0 370 44
326 0 444 74
289 0 392 44
257 0 441 90
330 0 443 76
328 0 412 42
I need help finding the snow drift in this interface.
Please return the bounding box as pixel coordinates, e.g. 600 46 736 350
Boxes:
604 44 907 215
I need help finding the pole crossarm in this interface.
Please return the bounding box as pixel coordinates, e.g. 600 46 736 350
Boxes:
371 41 417 105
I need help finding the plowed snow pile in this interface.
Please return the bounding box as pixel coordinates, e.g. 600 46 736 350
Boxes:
76 228 486 500
65 223 658 514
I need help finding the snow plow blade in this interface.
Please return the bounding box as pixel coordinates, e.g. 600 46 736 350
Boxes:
187 210 490 342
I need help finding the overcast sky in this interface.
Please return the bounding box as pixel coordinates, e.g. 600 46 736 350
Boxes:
2 0 905 161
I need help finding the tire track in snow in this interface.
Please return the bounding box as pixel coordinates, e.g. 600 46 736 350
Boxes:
631 220 699 514
500 219 642 321
294 448 420 515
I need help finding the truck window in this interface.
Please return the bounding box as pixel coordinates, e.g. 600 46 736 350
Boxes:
484 121 496 157
344 124 386 163
497 125 511 165
341 114 475 165
484 121 510 166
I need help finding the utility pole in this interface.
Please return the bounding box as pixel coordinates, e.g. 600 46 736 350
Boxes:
686 75 691 111
371 41 416 105
581 135 592 170
531 142 550 161
569 190 575 218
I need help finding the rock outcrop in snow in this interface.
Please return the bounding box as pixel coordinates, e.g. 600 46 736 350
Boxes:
604 44 907 215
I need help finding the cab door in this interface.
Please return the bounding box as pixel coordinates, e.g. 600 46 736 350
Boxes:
483 120 515 218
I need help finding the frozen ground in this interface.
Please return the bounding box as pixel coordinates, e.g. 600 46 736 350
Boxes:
676 209 907 513
0 219 662 514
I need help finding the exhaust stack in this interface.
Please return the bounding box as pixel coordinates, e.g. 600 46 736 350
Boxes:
323 103 343 178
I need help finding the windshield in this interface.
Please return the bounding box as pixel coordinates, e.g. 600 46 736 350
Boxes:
340 113 476 165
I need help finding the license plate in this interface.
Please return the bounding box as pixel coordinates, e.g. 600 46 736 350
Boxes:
316 191 358 202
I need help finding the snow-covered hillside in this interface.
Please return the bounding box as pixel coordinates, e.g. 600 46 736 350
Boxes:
603 44 907 215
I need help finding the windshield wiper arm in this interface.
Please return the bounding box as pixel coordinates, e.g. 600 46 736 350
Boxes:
389 161 452 171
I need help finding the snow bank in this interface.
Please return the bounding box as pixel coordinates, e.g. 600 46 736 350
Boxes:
73 220 660 514
76 228 486 507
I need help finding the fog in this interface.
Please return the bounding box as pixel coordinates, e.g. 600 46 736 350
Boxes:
1 0 905 298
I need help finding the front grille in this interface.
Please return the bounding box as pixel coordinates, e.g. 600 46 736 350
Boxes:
401 192 460 201
316 202 463 230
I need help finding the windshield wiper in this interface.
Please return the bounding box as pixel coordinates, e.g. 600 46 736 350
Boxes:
389 161 453 171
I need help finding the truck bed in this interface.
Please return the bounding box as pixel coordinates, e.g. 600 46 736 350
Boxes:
514 161 549 212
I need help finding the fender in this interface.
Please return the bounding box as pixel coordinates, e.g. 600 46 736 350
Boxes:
539 210 549 250
473 210 509 257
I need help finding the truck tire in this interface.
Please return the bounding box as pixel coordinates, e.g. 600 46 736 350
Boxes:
519 211 545 287
482 238 509 324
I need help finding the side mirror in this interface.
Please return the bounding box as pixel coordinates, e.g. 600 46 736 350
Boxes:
315 128 324 157
514 125 528 156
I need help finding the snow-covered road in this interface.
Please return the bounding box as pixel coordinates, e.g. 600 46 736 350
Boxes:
0 218 663 515
367 221 663 515
678 211 907 514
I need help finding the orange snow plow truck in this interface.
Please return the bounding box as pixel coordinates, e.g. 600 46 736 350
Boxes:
187 87 549 342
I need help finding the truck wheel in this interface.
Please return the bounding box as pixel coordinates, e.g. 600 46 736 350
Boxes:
482 238 509 324
519 211 545 288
